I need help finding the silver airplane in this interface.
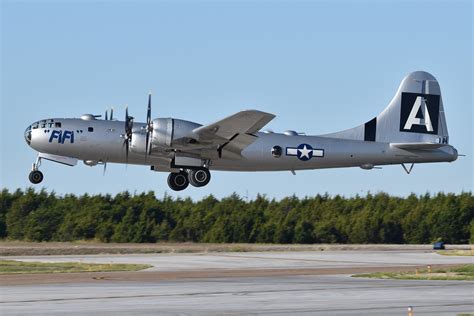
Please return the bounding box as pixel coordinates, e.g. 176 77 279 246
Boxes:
24 71 458 191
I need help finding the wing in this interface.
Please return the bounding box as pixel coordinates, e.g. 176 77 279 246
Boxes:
192 110 275 158
390 142 446 150
193 110 275 141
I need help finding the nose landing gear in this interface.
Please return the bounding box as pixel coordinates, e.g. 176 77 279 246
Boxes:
29 156 44 184
29 170 44 184
167 168 211 191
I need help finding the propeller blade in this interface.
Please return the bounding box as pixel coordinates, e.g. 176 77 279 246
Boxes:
145 131 150 157
110 107 114 120
102 161 107 176
105 109 108 121
124 105 133 164
145 93 153 156
147 93 151 126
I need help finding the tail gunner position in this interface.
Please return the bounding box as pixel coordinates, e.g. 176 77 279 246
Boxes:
24 71 458 191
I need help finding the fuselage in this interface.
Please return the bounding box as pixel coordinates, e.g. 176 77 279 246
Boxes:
25 117 458 172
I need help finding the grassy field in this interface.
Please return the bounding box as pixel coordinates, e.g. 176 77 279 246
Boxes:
353 264 474 281
0 260 152 274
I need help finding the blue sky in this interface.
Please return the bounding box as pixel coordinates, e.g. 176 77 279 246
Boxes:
1 0 472 199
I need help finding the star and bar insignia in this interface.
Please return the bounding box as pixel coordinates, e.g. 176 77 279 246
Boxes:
286 143 324 161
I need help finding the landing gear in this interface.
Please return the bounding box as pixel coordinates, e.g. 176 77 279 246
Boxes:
167 171 189 191
188 168 211 187
29 156 44 184
167 168 212 191
29 170 44 184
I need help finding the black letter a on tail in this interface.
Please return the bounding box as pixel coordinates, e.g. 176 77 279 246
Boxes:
400 92 440 134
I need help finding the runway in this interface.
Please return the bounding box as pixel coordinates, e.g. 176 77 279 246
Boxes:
1 250 473 315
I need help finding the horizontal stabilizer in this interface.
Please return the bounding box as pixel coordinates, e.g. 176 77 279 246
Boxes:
390 142 446 150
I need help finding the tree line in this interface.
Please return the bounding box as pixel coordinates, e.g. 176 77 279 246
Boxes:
0 188 472 244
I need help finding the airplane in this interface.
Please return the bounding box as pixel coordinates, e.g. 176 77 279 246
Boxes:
24 71 458 191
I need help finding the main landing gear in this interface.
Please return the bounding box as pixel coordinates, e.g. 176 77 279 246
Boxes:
29 156 44 184
167 168 211 191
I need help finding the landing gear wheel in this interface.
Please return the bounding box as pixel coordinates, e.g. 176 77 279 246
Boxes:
188 168 211 187
167 171 189 191
29 170 44 184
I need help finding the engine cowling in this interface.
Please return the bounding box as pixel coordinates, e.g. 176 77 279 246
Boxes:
129 118 202 154
129 126 147 155
151 118 201 147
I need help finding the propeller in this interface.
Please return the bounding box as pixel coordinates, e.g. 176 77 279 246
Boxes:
145 93 153 156
121 93 153 163
123 106 134 163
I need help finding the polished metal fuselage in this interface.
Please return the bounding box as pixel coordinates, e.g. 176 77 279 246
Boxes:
26 118 458 172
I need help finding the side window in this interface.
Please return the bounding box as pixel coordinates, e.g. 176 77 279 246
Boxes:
272 146 282 158
88 127 94 132
55 122 62 128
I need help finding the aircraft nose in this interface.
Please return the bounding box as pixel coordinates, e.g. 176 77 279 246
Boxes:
24 125 32 145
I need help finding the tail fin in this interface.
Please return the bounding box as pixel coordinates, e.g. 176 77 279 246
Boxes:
322 71 449 144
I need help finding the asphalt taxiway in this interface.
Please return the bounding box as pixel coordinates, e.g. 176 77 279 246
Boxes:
1 250 473 315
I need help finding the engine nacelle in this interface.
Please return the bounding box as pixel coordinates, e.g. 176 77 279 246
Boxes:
129 118 202 154
151 118 201 147
130 127 147 155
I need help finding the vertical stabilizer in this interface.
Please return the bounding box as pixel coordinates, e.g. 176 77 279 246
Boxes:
321 71 449 144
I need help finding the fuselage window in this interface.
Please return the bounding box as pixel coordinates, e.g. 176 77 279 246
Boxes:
88 127 94 132
55 122 62 128
272 146 283 158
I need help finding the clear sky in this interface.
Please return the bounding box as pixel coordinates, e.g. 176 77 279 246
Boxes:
1 0 472 200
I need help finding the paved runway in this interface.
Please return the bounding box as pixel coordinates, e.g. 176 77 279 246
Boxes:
1 250 473 315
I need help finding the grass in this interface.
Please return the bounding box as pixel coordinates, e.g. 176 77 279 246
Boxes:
437 250 474 256
353 264 474 281
0 260 152 274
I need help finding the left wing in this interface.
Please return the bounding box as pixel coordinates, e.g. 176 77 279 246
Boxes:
192 110 275 158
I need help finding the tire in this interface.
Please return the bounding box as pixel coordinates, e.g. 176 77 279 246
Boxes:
167 171 189 191
29 170 44 184
188 168 211 187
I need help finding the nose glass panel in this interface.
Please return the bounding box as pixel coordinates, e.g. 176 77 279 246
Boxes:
24 126 32 145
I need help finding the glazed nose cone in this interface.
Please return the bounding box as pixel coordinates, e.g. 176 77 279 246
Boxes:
24 125 32 146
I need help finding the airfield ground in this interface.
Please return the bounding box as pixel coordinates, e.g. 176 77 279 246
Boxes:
0 243 473 315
